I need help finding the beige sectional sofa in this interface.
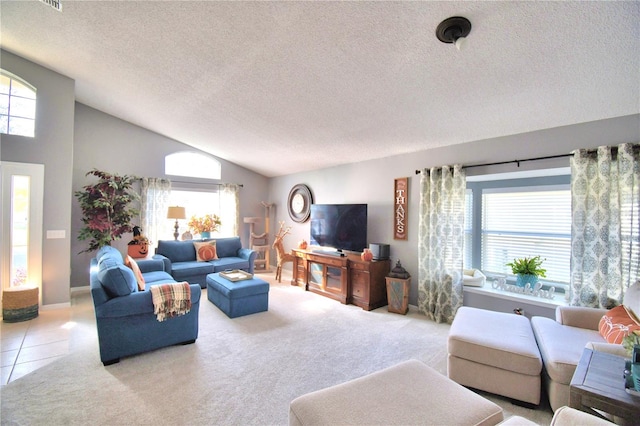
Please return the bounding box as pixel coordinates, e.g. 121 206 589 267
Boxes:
448 282 639 412
531 282 640 411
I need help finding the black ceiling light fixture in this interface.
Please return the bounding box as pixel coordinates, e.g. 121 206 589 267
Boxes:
436 16 472 51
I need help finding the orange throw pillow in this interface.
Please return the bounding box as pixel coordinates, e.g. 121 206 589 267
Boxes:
125 255 146 291
194 240 218 262
598 305 640 344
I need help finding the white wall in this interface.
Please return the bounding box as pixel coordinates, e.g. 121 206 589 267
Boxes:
269 114 640 305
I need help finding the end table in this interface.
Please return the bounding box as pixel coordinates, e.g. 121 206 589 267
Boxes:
569 348 640 423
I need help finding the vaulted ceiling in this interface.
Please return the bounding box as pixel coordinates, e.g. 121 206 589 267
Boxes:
1 1 638 177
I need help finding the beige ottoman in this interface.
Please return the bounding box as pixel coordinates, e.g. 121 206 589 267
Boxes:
289 359 504 426
448 307 542 405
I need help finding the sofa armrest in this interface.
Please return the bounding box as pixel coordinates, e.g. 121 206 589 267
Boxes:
94 290 154 318
238 248 257 274
94 284 201 319
550 406 615 425
136 258 166 273
555 306 608 330
152 254 172 274
585 341 628 358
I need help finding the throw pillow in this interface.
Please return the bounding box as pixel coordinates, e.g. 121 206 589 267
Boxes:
125 255 145 291
98 264 136 298
194 240 218 262
598 305 640 344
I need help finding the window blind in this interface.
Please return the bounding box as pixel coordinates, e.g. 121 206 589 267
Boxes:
481 187 571 285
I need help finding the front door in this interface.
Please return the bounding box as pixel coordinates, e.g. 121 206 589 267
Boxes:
1 161 44 307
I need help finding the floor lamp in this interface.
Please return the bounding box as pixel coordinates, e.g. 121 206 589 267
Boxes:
167 206 186 240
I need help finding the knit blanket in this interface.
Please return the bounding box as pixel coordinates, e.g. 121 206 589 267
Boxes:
150 282 191 322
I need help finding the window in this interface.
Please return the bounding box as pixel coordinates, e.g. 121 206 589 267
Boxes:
167 188 225 237
162 151 237 239
165 152 221 180
466 174 571 291
0 71 36 137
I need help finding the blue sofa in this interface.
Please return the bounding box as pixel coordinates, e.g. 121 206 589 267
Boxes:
153 237 257 288
90 246 201 366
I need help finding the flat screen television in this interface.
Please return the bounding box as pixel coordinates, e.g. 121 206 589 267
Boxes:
310 204 367 252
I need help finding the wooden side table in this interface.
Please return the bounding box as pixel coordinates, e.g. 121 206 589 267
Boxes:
570 348 640 423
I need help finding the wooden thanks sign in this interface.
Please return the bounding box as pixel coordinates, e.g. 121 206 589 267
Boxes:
394 177 408 240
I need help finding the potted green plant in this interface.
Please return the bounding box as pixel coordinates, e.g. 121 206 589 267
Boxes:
75 169 139 253
506 256 546 288
623 330 640 357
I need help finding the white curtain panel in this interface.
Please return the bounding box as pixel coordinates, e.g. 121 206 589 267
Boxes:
140 178 171 248
220 184 240 237
417 165 466 323
570 143 640 308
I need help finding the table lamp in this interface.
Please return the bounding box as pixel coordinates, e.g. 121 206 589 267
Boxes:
167 206 186 240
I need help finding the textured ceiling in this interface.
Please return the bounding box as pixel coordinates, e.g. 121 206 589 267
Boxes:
1 1 638 177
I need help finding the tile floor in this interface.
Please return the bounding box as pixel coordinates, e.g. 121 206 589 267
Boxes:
1 298 77 386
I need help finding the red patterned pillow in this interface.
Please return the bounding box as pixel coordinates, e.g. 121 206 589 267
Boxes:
598 305 640 344
194 240 218 262
125 255 145 291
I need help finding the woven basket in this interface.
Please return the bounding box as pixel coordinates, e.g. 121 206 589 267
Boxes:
3 286 39 322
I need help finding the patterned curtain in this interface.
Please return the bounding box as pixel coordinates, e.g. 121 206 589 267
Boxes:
417 165 466 323
141 178 171 248
220 184 240 237
570 143 640 308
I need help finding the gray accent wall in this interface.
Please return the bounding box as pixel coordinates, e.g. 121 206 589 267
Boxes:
268 114 640 306
1 50 75 306
71 103 269 289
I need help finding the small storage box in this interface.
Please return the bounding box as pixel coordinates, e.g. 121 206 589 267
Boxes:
206 273 269 318
463 269 486 287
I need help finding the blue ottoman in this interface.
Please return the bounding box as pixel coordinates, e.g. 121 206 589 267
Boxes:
206 273 269 318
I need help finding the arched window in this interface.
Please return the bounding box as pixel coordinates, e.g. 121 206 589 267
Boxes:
0 70 36 137
165 151 221 180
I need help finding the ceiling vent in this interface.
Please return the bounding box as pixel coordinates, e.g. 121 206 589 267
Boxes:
39 0 62 12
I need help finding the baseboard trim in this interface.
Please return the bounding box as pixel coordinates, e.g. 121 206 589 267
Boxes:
41 302 71 310
70 286 90 294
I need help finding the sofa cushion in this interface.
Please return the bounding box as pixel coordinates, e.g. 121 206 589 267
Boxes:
98 258 137 298
448 307 541 376
157 240 196 263
143 271 177 286
209 257 250 272
125 255 146 291
531 316 604 384
96 245 119 262
598 305 640 344
194 240 218 261
171 261 215 281
215 237 242 258
97 246 124 266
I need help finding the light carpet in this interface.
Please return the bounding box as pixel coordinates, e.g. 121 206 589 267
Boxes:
0 272 553 425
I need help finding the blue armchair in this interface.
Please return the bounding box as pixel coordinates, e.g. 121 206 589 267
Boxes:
90 246 200 366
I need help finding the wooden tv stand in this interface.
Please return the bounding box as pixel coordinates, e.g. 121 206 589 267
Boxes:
291 248 391 311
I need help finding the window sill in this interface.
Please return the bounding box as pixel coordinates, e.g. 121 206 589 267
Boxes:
463 285 568 309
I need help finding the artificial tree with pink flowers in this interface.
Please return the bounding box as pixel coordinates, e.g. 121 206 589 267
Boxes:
75 169 139 253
